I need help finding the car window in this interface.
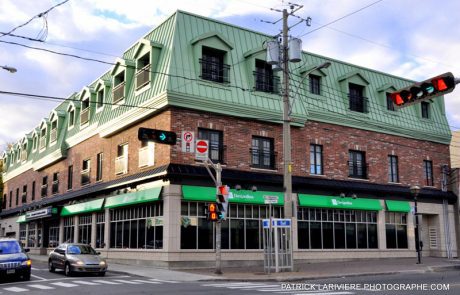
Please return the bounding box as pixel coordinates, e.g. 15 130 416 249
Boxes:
67 245 96 255
0 241 22 254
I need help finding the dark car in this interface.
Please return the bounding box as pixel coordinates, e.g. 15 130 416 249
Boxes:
0 238 31 281
48 243 107 276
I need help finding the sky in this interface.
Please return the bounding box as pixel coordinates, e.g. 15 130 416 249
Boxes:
1 0 460 152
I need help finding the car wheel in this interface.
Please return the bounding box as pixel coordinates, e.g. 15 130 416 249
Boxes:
22 271 31 281
98 272 106 277
64 263 72 277
48 260 55 273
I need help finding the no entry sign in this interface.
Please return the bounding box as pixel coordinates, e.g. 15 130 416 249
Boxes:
195 139 209 161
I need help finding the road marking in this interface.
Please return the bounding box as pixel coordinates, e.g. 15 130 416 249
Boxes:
50 282 79 288
3 287 29 292
132 279 161 284
112 279 143 285
149 278 179 284
27 284 55 290
72 280 100 285
31 268 49 271
31 274 48 281
92 280 122 285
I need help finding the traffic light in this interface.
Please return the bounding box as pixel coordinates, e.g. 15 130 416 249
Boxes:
207 203 219 222
216 185 230 220
390 72 456 108
138 128 177 145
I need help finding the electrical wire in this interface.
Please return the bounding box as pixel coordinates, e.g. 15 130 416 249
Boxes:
0 0 70 39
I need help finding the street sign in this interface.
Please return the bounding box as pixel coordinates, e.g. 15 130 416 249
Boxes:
181 131 195 153
262 218 292 228
195 139 209 161
263 195 279 204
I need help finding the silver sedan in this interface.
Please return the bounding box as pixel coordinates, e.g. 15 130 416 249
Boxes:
48 243 107 276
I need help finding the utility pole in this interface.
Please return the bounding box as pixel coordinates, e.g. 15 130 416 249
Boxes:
282 8 293 220
203 159 223 274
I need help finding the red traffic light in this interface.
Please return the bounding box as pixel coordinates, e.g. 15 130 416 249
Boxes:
390 72 456 108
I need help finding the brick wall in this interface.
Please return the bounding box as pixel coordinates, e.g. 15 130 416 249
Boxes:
3 107 450 209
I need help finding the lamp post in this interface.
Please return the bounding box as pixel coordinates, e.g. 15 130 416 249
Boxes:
410 185 422 264
1 65 17 73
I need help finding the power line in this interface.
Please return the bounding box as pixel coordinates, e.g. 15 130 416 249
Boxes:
298 0 385 38
0 0 70 39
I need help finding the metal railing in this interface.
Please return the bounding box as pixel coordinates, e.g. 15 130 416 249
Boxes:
199 58 230 83
348 94 369 113
41 184 48 198
50 128 57 142
347 161 368 179
253 71 280 93
81 169 90 185
115 156 127 174
113 82 125 104
136 64 150 89
52 180 59 194
39 136 46 149
138 146 150 167
250 148 276 170
80 108 90 125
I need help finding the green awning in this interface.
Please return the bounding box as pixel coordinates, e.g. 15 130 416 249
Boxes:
16 215 26 223
104 187 162 209
61 199 105 217
298 194 382 211
182 185 284 205
385 200 410 212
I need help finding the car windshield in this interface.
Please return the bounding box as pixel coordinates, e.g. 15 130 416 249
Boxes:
0 241 22 254
67 245 96 255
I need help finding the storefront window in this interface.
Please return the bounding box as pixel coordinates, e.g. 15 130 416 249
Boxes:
78 215 92 244
298 208 378 249
63 217 75 243
385 212 408 249
28 222 36 248
19 224 26 247
96 212 105 248
48 223 59 248
180 202 283 250
109 202 163 249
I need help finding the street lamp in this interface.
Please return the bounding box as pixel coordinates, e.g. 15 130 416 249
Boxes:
1 65 17 73
410 185 422 264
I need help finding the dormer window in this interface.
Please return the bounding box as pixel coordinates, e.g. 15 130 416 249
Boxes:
96 89 104 109
349 83 368 113
20 143 27 162
136 53 150 90
386 92 395 111
113 72 125 103
16 148 21 163
39 128 46 150
200 46 229 83
254 59 278 93
50 120 58 143
68 108 75 128
81 98 90 125
32 135 37 151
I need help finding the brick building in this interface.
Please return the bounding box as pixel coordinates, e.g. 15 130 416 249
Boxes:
0 11 457 266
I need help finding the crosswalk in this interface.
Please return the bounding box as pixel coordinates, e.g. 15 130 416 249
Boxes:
202 282 356 294
0 277 179 293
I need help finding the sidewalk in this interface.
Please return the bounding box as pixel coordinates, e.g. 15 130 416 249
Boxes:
29 254 460 282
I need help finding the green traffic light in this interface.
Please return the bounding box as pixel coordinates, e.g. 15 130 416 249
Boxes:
159 133 166 141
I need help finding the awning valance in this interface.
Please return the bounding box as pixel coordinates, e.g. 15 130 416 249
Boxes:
298 194 382 211
182 185 284 205
104 187 162 209
385 200 410 212
61 199 105 217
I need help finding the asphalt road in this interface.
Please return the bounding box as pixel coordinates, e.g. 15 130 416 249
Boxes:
1 261 459 295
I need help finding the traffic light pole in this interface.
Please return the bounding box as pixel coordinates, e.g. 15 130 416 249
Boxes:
203 159 223 274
